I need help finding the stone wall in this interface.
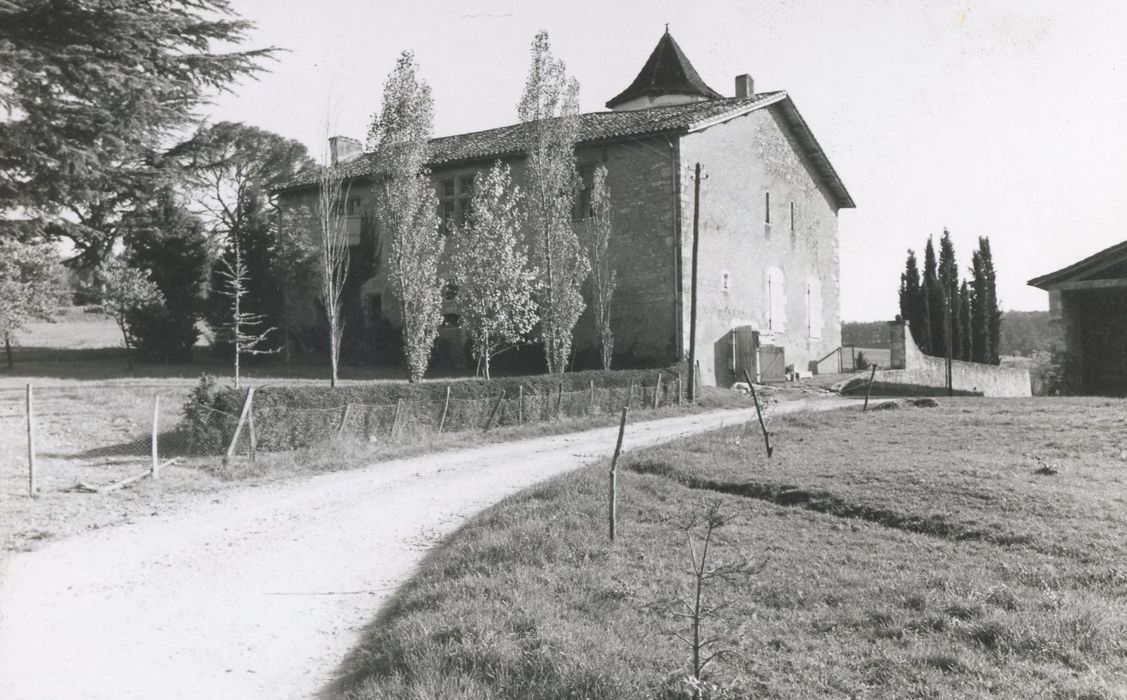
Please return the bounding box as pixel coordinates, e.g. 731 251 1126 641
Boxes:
678 104 843 387
875 320 1031 397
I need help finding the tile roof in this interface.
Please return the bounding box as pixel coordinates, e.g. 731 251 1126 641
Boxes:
606 30 722 109
278 92 855 210
1028 238 1127 289
282 94 781 190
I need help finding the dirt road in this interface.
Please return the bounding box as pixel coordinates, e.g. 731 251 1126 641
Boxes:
0 399 861 699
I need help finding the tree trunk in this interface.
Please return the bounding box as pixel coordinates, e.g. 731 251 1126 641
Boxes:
4 334 12 369
118 324 134 371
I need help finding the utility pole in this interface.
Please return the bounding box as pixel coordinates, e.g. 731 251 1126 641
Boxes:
944 284 953 396
687 162 702 402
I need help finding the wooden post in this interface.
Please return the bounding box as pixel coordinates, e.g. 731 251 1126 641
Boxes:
483 391 505 433
224 386 255 465
390 398 403 439
589 380 595 412
438 386 451 433
555 382 563 418
337 403 353 438
517 385 524 425
627 379 634 408
677 375 683 406
609 406 628 542
687 162 702 402
26 383 36 498
247 407 257 462
652 373 662 410
150 394 160 478
863 363 878 412
695 360 702 398
743 370 773 458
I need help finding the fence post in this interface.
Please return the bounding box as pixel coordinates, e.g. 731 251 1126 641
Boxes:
652 373 662 410
390 398 403 439
247 407 257 463
224 386 255 465
628 379 635 408
151 394 160 478
518 385 524 425
609 406 628 542
337 403 353 438
589 380 595 412
863 363 878 412
742 369 773 458
483 391 505 433
555 382 563 418
694 360 702 400
26 383 36 499
676 375 683 406
438 386 451 434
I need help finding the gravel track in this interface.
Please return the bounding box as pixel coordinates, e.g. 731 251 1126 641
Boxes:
0 400 858 699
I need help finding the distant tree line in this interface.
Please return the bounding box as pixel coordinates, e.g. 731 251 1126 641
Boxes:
842 310 1050 359
898 231 1001 364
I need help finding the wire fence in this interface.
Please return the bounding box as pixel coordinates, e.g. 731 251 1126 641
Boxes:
1 374 684 497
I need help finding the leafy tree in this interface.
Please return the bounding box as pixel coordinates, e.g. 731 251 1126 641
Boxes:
368 51 444 383
580 165 617 369
122 190 210 363
0 237 67 368
518 31 589 375
88 257 163 370
213 239 279 388
447 162 539 379
0 0 274 266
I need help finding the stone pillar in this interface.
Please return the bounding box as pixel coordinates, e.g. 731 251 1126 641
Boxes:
888 319 907 369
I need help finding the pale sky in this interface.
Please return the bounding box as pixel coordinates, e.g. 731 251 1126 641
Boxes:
206 0 1127 320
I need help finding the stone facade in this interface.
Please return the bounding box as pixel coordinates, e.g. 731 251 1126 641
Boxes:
678 105 842 386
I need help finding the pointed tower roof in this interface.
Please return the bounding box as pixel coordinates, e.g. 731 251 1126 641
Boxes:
606 29 723 110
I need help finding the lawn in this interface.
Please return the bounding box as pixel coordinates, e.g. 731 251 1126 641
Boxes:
329 397 1127 699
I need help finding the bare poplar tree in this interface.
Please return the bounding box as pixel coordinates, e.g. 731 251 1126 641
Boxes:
447 162 539 379
318 162 350 387
518 31 588 375
214 239 279 389
369 51 443 383
581 164 616 369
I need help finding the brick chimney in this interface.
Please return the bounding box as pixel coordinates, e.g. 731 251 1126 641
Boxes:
734 74 755 99
329 136 362 166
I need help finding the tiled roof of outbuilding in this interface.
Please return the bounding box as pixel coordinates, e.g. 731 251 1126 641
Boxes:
1028 239 1127 289
279 92 856 209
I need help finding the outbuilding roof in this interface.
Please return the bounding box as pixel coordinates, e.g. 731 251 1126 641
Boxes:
279 93 855 210
605 30 723 109
1028 239 1127 289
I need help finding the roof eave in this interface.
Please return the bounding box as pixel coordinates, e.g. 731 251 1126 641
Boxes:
1028 240 1127 289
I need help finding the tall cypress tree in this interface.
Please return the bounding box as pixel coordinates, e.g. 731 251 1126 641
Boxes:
938 230 959 361
970 247 990 363
958 280 972 361
979 237 1002 364
898 249 929 349
923 237 943 356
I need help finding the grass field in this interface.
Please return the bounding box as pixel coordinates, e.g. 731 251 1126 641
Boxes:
330 397 1127 699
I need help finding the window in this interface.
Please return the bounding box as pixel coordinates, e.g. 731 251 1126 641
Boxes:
765 267 786 332
442 313 461 328
347 197 363 215
721 271 731 293
442 282 459 301
807 277 823 340
573 163 596 220
438 173 474 235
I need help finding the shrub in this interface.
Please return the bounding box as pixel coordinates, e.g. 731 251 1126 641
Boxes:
180 374 239 453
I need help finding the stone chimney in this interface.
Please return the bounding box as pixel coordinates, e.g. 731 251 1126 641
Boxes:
734 74 755 99
329 136 362 166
